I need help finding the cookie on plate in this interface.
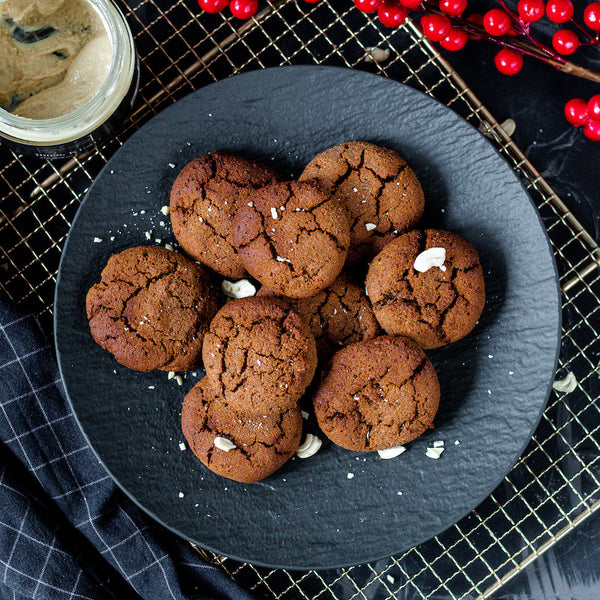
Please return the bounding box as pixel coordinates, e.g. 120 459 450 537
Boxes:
232 179 350 298
182 379 302 483
202 296 317 414
258 273 380 361
300 141 425 266
313 336 440 451
170 152 280 279
86 246 220 371
366 229 485 349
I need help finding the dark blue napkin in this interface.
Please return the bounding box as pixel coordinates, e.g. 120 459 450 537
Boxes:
0 298 254 600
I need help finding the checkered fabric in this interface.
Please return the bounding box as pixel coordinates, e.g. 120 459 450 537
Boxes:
0 298 254 600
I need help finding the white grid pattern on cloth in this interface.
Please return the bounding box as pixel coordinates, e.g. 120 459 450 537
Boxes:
0 302 252 600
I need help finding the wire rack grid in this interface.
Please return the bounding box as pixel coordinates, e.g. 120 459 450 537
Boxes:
1 1 599 598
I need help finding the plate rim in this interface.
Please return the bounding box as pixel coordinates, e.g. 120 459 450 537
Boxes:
54 64 562 570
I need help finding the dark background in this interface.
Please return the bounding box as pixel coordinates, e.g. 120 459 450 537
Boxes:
440 0 600 597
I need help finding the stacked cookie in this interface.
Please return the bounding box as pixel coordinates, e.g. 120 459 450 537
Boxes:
182 297 316 483
86 141 485 483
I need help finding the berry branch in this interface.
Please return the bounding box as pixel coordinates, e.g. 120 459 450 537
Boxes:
195 0 600 139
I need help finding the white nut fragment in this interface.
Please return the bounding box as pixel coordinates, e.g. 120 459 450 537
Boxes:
433 440 445 448
93 237 102 243
221 279 257 299
276 255 291 263
167 371 175 380
214 437 236 452
426 447 445 459
414 247 447 273
365 46 390 64
552 371 577 394
296 434 322 458
301 411 309 420
271 207 278 220
161 205 170 216
175 375 184 386
365 222 377 231
179 442 186 451
377 445 406 459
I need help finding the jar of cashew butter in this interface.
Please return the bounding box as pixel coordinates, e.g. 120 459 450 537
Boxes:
0 0 138 159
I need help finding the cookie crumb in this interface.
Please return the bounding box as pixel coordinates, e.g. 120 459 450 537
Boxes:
365 46 390 63
296 433 322 458
301 411 309 420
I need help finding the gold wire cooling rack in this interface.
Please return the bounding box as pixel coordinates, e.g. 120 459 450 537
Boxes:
1 1 600 598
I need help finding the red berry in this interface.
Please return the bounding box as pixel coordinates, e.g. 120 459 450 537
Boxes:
517 0 545 22
440 28 468 50
198 0 228 13
439 0 467 17
583 119 600 141
545 0 573 23
494 48 523 75
466 13 483 39
377 0 408 27
355 0 382 13
399 0 422 8
564 98 589 126
584 2 600 30
230 0 257 17
421 14 451 41
552 29 579 54
303 0 320 4
483 8 511 36
587 95 600 120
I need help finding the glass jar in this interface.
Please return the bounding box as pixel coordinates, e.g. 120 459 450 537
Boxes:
0 0 139 160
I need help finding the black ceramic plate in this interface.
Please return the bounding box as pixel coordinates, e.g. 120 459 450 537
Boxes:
55 66 561 570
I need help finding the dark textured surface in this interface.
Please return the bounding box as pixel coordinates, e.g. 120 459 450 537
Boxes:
54 66 561 569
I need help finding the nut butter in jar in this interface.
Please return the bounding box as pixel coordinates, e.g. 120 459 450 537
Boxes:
0 0 139 159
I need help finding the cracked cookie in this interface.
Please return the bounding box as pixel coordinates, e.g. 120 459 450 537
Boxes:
182 378 302 482
313 335 440 451
231 179 350 298
258 273 381 361
300 141 425 267
366 229 485 349
202 296 317 414
169 152 280 279
86 246 220 372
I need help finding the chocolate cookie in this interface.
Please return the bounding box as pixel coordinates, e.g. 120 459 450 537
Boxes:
182 379 302 483
258 273 381 361
86 246 220 372
202 296 317 414
231 179 350 298
169 152 279 278
366 229 485 349
300 141 424 266
313 336 440 451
